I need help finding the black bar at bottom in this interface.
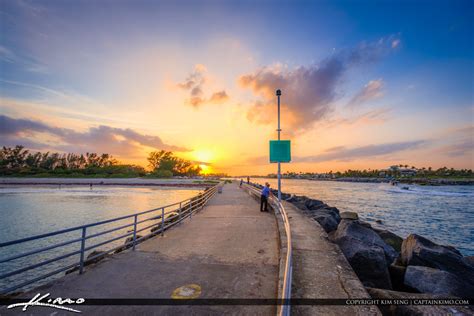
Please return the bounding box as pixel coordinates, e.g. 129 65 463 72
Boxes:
1 298 472 306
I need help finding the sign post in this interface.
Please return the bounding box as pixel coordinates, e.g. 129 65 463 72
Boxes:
277 89 282 201
269 89 291 201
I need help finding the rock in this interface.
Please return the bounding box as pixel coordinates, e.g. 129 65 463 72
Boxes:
315 208 341 220
339 239 392 289
331 219 397 289
320 207 340 218
115 235 143 253
373 228 403 252
404 265 474 298
334 219 398 264
311 207 341 232
65 249 108 274
324 206 340 215
466 256 474 267
305 198 326 210
388 264 415 292
366 287 474 316
313 214 339 233
151 224 162 233
358 220 372 229
401 234 474 286
286 195 300 202
287 195 310 210
375 219 383 224
166 212 179 224
281 193 291 200
85 250 108 266
340 211 358 220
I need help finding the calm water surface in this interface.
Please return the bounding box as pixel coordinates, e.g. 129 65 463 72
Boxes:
253 178 474 256
0 185 202 292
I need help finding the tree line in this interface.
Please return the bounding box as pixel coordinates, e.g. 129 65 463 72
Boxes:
0 146 202 178
280 166 473 179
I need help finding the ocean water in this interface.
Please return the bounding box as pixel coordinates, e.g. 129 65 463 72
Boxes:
253 178 474 256
0 185 203 293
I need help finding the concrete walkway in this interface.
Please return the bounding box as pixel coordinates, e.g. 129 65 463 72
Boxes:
283 202 381 315
8 183 279 315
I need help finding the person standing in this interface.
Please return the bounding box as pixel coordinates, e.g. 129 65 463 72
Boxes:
247 176 250 184
239 179 243 187
260 182 271 212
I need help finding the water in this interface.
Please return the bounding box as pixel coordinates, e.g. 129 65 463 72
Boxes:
0 185 203 293
253 178 474 256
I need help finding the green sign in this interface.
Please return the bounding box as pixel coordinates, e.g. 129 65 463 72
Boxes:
269 140 291 163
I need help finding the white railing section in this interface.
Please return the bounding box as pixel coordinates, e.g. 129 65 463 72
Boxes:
0 184 219 295
243 183 292 316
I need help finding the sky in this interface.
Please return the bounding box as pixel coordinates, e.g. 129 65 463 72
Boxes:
0 0 473 175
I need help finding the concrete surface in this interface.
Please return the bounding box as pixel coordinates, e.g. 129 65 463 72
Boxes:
4 183 279 315
283 201 381 315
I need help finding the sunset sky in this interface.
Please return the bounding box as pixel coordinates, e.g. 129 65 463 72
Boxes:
1 0 473 175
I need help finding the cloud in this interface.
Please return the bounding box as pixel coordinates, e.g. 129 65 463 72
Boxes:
391 39 401 48
239 36 399 131
435 139 474 157
177 64 229 108
209 90 229 103
0 115 52 135
433 125 474 157
340 107 392 125
177 64 206 91
0 45 16 63
0 115 189 157
347 79 384 107
0 45 48 73
296 140 428 163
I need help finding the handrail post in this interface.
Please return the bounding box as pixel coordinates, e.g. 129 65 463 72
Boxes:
161 207 165 236
79 227 87 274
132 214 138 251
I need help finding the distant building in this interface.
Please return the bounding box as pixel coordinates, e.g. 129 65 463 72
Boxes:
400 168 417 176
387 166 417 177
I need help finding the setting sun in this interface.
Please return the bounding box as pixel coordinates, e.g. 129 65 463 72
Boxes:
192 149 215 164
191 149 216 175
199 164 212 175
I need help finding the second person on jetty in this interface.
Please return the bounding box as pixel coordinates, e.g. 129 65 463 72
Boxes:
260 182 271 212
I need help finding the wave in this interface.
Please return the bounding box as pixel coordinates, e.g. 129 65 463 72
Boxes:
384 185 474 197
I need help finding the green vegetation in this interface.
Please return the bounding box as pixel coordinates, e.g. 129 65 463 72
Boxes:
147 150 201 178
1 145 146 177
192 180 220 184
0 146 214 179
275 165 473 180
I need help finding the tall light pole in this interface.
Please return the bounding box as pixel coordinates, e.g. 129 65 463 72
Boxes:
276 89 282 201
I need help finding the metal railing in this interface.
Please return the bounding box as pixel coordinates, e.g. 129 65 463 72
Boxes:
243 183 292 316
0 184 219 295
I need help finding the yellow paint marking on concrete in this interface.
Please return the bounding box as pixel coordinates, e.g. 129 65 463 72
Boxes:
171 284 202 299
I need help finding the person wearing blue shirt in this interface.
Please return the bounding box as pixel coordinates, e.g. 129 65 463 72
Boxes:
260 182 271 212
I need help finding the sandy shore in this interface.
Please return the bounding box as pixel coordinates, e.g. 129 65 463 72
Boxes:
0 177 215 187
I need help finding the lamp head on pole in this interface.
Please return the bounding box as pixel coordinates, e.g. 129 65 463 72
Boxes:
276 89 281 96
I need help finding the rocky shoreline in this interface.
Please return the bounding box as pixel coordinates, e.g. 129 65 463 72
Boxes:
260 175 474 185
312 177 474 185
251 183 474 314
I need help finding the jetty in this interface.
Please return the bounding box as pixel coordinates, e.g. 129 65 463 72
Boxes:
1 182 379 315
